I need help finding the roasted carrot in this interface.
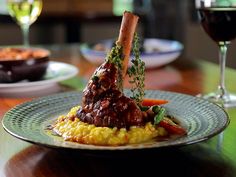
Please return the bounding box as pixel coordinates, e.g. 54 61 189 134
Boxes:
141 98 169 106
116 11 139 79
159 118 187 135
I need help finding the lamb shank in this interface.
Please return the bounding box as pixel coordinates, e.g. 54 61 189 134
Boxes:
77 12 148 128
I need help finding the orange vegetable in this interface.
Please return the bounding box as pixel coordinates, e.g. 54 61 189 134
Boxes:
141 98 168 106
159 118 187 135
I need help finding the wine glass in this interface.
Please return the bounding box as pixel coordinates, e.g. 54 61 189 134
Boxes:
195 0 236 108
6 0 43 46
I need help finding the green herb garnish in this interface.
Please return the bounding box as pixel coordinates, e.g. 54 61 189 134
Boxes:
106 41 123 90
152 106 166 125
92 75 99 82
128 33 145 105
106 42 123 68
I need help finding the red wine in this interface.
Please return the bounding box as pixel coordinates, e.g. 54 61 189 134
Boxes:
198 8 236 43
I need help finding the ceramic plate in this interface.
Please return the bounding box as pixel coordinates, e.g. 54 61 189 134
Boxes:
2 90 229 151
80 38 183 68
0 61 78 96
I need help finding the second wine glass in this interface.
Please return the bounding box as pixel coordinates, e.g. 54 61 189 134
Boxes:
7 0 43 46
195 0 236 108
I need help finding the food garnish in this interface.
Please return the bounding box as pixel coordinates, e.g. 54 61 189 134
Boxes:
128 33 145 105
51 11 187 146
159 117 187 135
141 99 169 106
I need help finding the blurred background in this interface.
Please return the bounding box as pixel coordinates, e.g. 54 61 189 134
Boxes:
0 0 236 68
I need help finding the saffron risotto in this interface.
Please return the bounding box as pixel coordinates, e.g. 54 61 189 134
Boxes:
53 106 168 146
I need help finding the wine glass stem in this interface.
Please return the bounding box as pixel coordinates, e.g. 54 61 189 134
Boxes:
22 24 30 47
218 43 228 98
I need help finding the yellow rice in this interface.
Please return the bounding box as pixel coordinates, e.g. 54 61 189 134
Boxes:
53 106 168 146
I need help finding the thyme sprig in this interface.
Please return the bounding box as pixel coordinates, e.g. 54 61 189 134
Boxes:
106 42 123 69
106 42 123 90
128 33 145 105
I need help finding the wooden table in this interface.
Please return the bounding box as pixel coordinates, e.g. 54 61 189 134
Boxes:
1 44 236 177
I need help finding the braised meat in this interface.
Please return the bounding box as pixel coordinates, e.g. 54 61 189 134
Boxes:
77 61 148 128
76 12 148 128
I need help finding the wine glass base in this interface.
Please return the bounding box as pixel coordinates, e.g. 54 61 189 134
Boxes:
197 92 236 108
